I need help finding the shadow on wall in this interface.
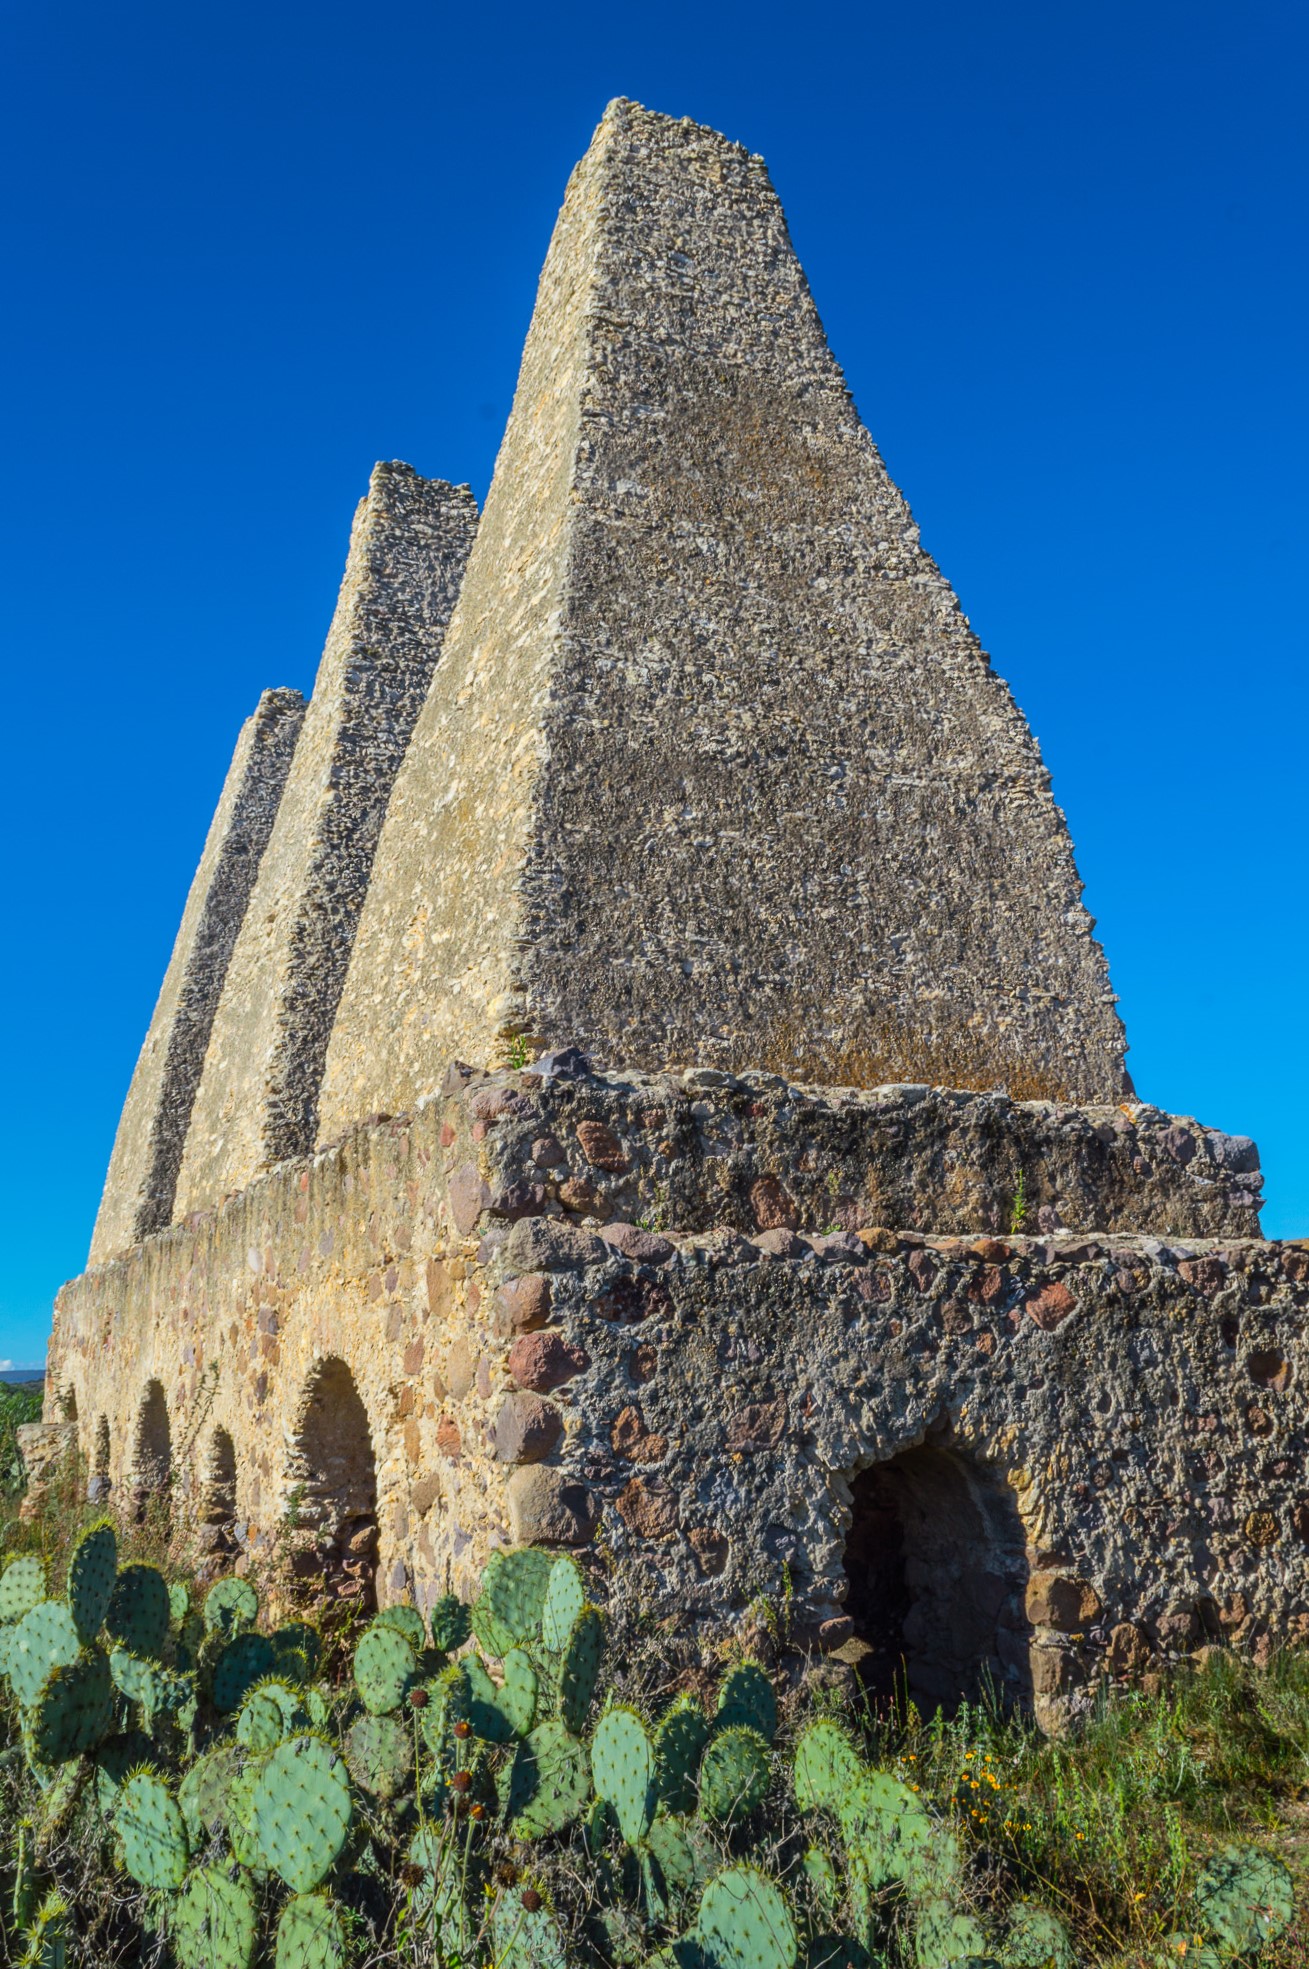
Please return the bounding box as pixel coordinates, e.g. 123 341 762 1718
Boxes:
131 1380 172 1526
199 1426 239 1561
286 1356 379 1614
843 1437 1032 1716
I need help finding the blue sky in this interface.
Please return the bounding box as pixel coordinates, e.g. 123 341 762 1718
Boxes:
1 1 1305 1364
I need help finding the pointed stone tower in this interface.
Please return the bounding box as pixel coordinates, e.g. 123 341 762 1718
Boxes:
172 464 478 1218
321 100 1127 1133
89 689 306 1263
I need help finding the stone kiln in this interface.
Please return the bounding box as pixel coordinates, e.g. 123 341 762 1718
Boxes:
46 101 1307 1728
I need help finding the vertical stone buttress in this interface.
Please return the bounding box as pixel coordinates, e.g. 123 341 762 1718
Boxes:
172 466 478 1217
89 689 306 1263
321 101 1129 1129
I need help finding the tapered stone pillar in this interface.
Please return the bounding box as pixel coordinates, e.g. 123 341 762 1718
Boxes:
321 100 1127 1131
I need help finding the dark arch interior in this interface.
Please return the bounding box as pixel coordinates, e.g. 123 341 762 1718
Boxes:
200 1427 239 1561
60 1386 78 1421
843 1441 1032 1716
132 1381 172 1522
290 1357 378 1612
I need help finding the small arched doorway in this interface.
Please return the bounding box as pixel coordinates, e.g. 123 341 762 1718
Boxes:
131 1381 172 1525
59 1386 78 1422
288 1357 378 1613
842 1439 1031 1716
200 1427 239 1561
89 1415 112 1503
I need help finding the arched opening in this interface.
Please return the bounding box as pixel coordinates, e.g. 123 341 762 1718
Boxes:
131 1381 172 1525
60 1386 78 1422
199 1427 239 1561
287 1357 377 1613
88 1414 112 1504
842 1439 1031 1717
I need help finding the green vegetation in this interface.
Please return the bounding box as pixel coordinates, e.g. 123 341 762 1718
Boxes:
0 1382 43 1493
0 1510 1302 1969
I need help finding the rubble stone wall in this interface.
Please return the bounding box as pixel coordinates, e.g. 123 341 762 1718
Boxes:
50 1062 1305 1726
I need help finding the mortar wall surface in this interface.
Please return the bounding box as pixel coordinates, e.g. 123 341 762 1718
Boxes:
174 465 477 1218
51 1062 1306 1725
90 689 306 1264
324 100 1128 1125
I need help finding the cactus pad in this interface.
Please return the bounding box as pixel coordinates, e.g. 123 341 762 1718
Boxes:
472 1546 553 1656
105 1564 171 1658
114 1770 190 1890
1193 1844 1295 1954
275 1892 349 1969
801 1847 837 1918
911 1898 988 1969
716 1661 776 1743
345 1714 412 1802
428 1591 471 1653
699 1727 769 1822
557 1606 604 1734
173 1863 257 1969
406 1822 471 1942
271 1621 321 1682
654 1694 711 1815
353 1621 419 1716
697 1865 797 1969
0 1554 46 1624
541 1554 587 1651
592 1705 656 1846
208 1631 273 1712
248 1734 353 1893
1002 1903 1076 1969
647 1813 717 1897
373 1603 426 1649
791 1722 861 1815
29 1648 114 1764
178 1742 242 1844
9 1601 82 1710
508 1717 591 1837
204 1575 259 1638
66 1522 117 1641
492 1883 568 1969
18 1889 68 1969
237 1682 295 1752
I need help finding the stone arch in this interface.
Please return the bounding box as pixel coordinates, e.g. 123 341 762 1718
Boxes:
841 1435 1031 1716
287 1356 378 1611
59 1385 78 1422
131 1380 172 1521
199 1426 239 1560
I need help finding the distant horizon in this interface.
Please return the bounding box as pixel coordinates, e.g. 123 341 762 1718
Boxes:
1 0 1305 1365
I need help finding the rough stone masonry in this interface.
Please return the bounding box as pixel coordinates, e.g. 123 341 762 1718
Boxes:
48 100 1307 1729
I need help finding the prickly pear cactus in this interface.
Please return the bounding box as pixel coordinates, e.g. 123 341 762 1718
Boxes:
801 1846 838 1920
172 1862 258 1969
0 1554 45 1624
114 1770 190 1891
508 1717 592 1838
592 1705 657 1846
105 1564 171 1658
18 1889 68 1969
1192 1845 1295 1955
270 1621 321 1683
211 1631 276 1713
29 1649 114 1764
109 1646 189 1720
11 1818 37 1928
491 1882 569 1969
647 1813 717 1897
353 1621 419 1716
274 1890 349 1969
541 1554 587 1651
654 1694 711 1815
9 1602 82 1710
716 1662 777 1743
557 1606 604 1734
177 1742 242 1844
373 1603 426 1650
472 1546 553 1656
791 1722 861 1815
697 1865 798 1969
345 1714 412 1803
248 1734 353 1894
66 1521 117 1642
1002 1902 1076 1969
428 1592 471 1653
699 1726 770 1822
237 1683 293 1752
911 1898 988 1969
204 1575 259 1639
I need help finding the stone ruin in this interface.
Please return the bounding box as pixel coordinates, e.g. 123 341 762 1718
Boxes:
43 100 1308 1728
